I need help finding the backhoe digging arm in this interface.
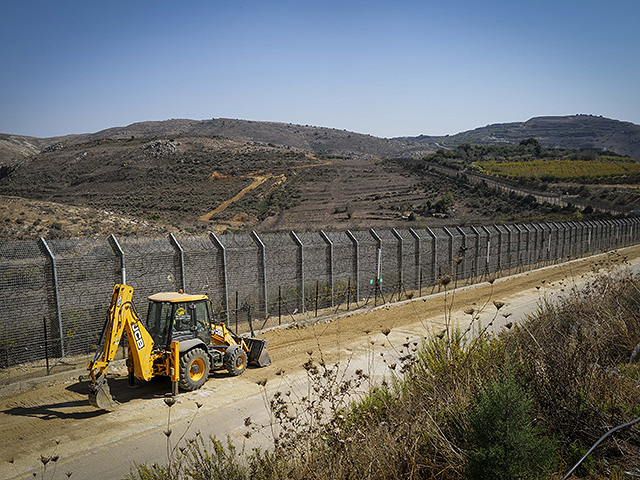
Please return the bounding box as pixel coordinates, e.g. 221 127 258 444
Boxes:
87 284 155 408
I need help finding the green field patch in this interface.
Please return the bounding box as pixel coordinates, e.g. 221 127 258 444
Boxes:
474 158 640 181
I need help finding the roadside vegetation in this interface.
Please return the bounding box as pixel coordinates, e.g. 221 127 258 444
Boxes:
127 253 640 480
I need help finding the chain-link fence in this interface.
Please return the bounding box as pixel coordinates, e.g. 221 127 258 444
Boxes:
1 218 638 380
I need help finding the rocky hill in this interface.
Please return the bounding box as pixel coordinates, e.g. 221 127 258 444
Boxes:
0 118 432 167
2 115 639 168
399 115 640 160
0 114 637 240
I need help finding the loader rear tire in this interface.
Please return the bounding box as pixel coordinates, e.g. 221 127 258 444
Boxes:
224 346 247 376
179 348 210 391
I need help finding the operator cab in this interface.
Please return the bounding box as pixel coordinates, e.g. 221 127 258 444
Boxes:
146 291 212 348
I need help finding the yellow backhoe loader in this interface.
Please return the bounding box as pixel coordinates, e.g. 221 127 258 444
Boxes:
87 284 271 408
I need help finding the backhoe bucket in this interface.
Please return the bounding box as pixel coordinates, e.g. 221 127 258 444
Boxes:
245 338 271 367
89 377 116 409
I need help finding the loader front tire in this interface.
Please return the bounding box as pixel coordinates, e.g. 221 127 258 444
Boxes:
179 348 210 391
224 346 247 376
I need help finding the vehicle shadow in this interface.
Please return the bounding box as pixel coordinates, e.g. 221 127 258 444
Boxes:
67 368 243 404
67 374 175 404
5 367 259 420
3 399 106 420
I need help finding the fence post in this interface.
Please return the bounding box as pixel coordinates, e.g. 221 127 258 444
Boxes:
290 231 305 314
209 232 230 326
568 222 576 257
493 225 502 271
621 219 629 246
579 221 586 255
470 225 481 279
558 222 567 258
251 231 269 318
169 233 186 291
43 318 50 374
504 225 513 271
514 225 524 270
480 225 492 274
563 222 572 257
531 223 542 264
585 221 593 253
109 234 126 284
392 228 404 298
572 221 581 256
547 222 555 260
522 224 533 267
315 280 319 317
560 223 570 258
319 230 334 308
278 286 282 325
598 220 606 250
370 229 383 302
409 228 421 290
455 226 468 280
553 222 560 259
346 230 360 301
443 226 454 275
426 227 438 284
594 220 601 251
606 220 613 249
39 237 65 358
614 219 623 247
235 291 239 334
542 223 550 261
524 224 530 267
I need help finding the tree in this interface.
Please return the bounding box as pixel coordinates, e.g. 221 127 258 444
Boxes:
520 137 543 157
433 192 455 214
466 375 557 480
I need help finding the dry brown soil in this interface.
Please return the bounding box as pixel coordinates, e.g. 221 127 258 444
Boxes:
0 195 175 240
1 246 638 478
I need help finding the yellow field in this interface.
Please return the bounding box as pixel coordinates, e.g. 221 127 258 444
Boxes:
474 158 640 180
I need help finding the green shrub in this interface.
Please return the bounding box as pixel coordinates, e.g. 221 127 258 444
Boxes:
466 374 557 480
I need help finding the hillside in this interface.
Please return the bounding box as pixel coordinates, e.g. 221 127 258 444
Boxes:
0 134 51 167
1 115 638 240
410 141 640 214
3 115 640 169
1 133 601 240
399 114 640 160
0 118 432 167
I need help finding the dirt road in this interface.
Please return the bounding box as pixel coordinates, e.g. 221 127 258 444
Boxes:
2 246 638 479
198 154 332 222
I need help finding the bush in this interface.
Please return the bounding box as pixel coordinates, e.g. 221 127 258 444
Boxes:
466 374 557 480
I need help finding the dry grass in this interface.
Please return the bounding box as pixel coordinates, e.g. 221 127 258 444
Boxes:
127 263 640 480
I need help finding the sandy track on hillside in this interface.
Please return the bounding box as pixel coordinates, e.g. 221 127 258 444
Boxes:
198 175 272 221
1 245 638 478
198 154 332 222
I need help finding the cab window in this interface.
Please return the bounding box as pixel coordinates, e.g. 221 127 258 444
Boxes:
146 301 173 347
193 301 210 332
173 303 192 332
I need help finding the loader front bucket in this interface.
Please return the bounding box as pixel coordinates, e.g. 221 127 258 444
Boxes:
89 377 116 409
245 338 271 367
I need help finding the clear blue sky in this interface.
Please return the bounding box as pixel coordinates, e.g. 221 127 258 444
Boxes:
1 0 639 138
